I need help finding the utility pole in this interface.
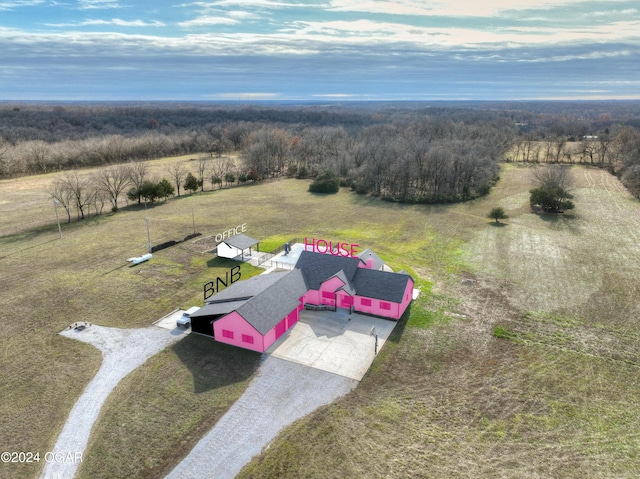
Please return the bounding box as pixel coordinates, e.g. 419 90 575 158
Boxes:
370 326 378 355
144 196 151 253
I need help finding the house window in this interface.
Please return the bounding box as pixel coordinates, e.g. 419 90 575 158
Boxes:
242 334 254 344
380 302 391 310
322 291 334 299
361 298 372 307
222 329 234 339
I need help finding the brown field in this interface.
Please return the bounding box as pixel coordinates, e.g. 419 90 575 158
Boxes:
0 153 236 237
1 162 640 478
237 164 640 479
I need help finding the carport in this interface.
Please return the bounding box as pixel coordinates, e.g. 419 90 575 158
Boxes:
217 234 260 260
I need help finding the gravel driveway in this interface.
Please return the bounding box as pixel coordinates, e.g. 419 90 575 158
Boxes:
165 355 357 479
40 324 186 479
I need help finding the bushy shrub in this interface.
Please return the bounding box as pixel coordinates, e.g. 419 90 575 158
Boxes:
308 170 340 194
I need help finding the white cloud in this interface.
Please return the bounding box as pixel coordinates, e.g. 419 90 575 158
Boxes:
327 0 632 17
205 92 281 99
46 18 165 27
77 0 123 9
201 0 317 8
0 0 45 9
178 15 240 27
227 9 260 19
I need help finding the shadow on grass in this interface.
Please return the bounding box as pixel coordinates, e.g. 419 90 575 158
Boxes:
490 221 508 227
0 235 60 258
385 304 411 345
171 333 262 394
539 212 577 222
538 211 582 234
206 256 244 269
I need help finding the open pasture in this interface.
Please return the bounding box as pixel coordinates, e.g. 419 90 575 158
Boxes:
2 163 640 478
237 165 640 479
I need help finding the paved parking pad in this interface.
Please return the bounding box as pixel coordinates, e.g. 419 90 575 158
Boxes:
267 309 398 380
153 309 186 331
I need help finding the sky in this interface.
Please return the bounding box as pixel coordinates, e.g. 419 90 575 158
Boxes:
1 0 639 101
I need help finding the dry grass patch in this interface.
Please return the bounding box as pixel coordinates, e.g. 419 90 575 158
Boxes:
4 163 640 479
0 173 447 478
76 334 261 479
238 165 640 479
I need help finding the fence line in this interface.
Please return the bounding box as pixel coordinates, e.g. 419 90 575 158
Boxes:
256 237 301 267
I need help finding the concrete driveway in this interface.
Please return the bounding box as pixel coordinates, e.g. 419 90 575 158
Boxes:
267 308 398 380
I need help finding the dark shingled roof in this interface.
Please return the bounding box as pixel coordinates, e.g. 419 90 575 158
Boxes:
192 271 298 322
191 299 248 318
357 248 385 270
223 234 259 250
352 267 413 303
194 250 414 336
236 269 308 334
332 269 356 296
204 271 287 304
295 250 360 290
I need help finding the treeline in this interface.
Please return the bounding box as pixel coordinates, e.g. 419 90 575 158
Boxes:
243 120 513 202
508 125 640 198
46 156 256 224
0 129 246 178
3 101 640 203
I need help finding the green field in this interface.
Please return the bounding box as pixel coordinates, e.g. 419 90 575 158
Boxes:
1 163 640 478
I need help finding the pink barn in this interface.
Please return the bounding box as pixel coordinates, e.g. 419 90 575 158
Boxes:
190 250 414 352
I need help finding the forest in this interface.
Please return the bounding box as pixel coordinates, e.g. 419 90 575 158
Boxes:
2 101 640 210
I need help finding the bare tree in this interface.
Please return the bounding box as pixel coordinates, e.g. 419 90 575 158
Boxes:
91 188 109 216
209 156 234 190
62 171 91 220
47 179 73 223
0 136 10 177
167 161 188 197
127 160 149 204
93 163 130 211
243 127 291 178
25 140 52 174
530 166 575 212
196 156 209 192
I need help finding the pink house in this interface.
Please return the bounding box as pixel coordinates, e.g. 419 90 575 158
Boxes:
190 269 307 352
296 251 414 321
190 250 414 352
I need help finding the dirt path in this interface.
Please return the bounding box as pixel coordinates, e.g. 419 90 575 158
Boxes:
40 324 186 479
164 355 357 479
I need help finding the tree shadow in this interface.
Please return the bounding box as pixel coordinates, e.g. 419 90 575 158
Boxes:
538 211 582 234
171 333 262 394
489 222 508 228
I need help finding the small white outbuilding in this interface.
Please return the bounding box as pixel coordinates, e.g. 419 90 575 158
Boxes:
216 234 260 260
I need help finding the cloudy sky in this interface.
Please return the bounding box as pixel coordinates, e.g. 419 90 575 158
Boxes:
1 0 639 101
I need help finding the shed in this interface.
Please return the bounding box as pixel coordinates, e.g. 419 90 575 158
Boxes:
217 234 260 260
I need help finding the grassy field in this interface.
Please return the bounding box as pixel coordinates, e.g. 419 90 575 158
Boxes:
1 162 639 478
237 164 640 478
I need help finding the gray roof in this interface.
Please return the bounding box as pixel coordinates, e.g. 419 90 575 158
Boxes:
205 271 287 304
236 269 307 335
191 270 307 335
191 299 248 318
223 234 259 250
332 269 356 296
295 250 360 290
357 248 385 270
194 251 414 335
352 267 413 303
